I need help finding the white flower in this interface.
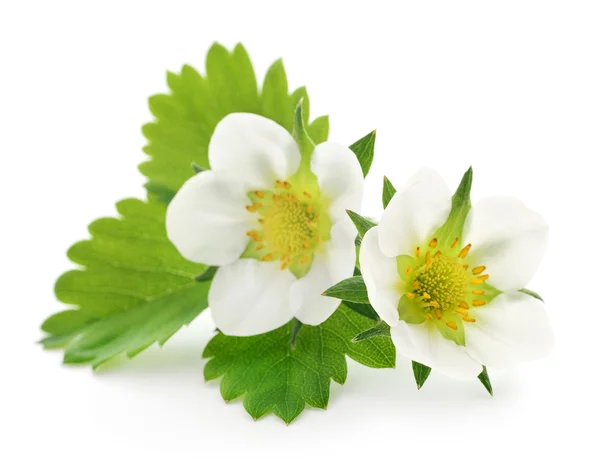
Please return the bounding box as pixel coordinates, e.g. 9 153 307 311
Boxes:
166 113 363 336
360 168 554 379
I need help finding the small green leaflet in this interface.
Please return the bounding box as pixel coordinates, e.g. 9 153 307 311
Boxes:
203 304 395 424
323 276 369 303
412 362 432 390
40 198 210 368
346 210 377 238
478 366 494 396
382 175 397 208
141 42 330 196
349 130 376 177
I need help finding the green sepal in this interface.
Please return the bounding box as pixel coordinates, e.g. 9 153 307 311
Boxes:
519 288 544 302
433 167 473 247
192 162 206 174
322 276 369 303
343 301 380 321
195 266 217 282
382 175 397 208
292 100 316 167
352 321 390 342
349 130 376 177
412 361 432 389
477 366 494 396
346 210 377 238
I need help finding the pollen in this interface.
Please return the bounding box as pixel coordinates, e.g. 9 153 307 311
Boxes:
451 237 459 249
253 190 265 198
415 246 421 258
458 244 471 258
413 254 468 311
446 321 458 330
429 238 438 248
472 299 486 307
472 265 486 275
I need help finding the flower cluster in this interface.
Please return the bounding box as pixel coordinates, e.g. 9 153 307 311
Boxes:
166 113 553 383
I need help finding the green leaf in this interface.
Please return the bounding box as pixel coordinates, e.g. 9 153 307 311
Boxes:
412 361 432 389
203 304 395 424
519 288 544 302
382 176 397 208
40 197 210 368
434 167 473 246
140 43 329 194
352 321 390 342
292 101 316 162
349 130 376 177
346 210 377 238
477 366 494 396
322 276 369 303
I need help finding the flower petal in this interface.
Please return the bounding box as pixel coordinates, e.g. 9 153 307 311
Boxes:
359 227 402 326
310 141 364 224
291 222 355 325
208 113 301 188
209 259 296 336
462 197 548 290
464 291 554 368
166 170 253 265
391 321 483 380
378 168 451 257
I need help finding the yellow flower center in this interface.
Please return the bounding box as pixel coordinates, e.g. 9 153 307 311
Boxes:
399 237 498 341
243 179 331 276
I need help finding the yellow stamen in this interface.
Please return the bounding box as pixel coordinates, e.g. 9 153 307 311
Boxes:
253 190 265 198
434 250 442 258
473 299 486 307
275 180 291 189
471 277 485 285
307 205 313 214
413 280 420 290
425 251 431 264
255 244 265 251
280 254 290 262
300 256 310 264
246 203 261 212
303 191 312 198
422 292 431 300
415 246 421 258
261 253 273 261
430 300 441 308
426 313 433 321
472 289 486 295
456 307 469 316
462 264 469 270
463 316 476 323
459 300 469 310
429 238 438 249
272 194 281 201
472 265 486 275
435 310 443 319
477 274 490 282
280 263 289 271
303 240 311 248
406 266 412 275
451 237 459 248
446 321 458 330
246 230 258 237
458 244 471 258
406 292 415 299
258 218 264 224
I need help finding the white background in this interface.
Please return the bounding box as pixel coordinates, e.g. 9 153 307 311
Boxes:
1 1 599 467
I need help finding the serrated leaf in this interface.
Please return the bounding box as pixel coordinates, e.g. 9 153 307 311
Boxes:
349 130 376 177
412 361 432 389
346 210 377 238
352 321 390 342
477 366 494 396
203 304 395 424
140 43 329 194
40 197 209 368
323 276 369 303
382 176 397 208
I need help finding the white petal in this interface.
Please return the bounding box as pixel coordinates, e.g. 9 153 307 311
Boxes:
359 227 402 326
208 113 300 188
166 171 253 265
464 291 554 368
209 259 296 336
378 168 451 257
462 197 548 290
311 141 364 224
391 322 483 380
291 222 356 325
